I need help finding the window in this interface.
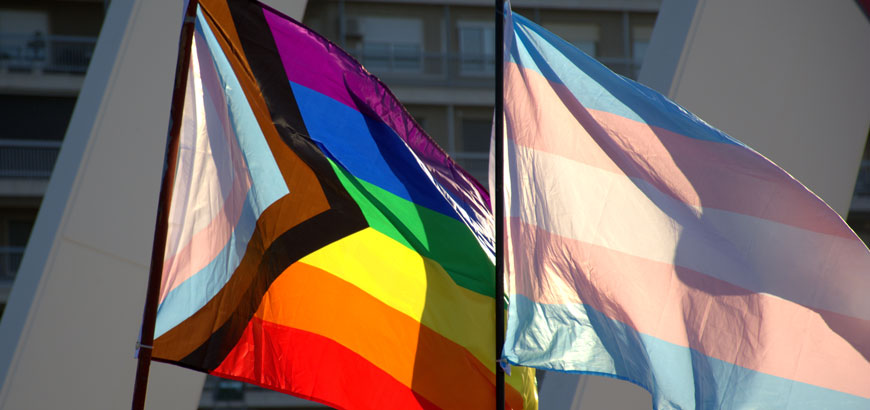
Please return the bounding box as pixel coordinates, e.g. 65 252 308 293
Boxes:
454 116 491 183
1 216 34 280
356 17 422 72
458 22 494 75
459 118 490 153
632 25 654 66
544 23 599 57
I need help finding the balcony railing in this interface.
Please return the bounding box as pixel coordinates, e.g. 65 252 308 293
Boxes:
345 48 643 87
0 246 25 281
0 33 97 74
0 139 62 178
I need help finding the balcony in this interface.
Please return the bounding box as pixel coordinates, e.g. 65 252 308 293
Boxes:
0 140 62 178
346 48 642 88
347 48 494 88
0 33 97 74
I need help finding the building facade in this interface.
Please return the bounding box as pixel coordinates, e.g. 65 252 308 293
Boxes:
0 0 104 318
0 0 867 409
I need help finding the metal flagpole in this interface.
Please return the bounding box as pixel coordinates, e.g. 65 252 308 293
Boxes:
495 1 506 409
130 1 198 409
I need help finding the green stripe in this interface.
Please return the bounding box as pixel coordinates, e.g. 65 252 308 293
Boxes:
328 159 495 297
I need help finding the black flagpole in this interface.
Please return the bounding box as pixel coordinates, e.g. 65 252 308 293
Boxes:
131 1 198 409
495 1 506 409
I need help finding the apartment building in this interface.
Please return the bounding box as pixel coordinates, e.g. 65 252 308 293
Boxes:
0 0 105 318
1 1 867 409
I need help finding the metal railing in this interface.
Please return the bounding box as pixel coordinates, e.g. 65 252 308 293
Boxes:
0 246 25 281
0 33 97 74
347 49 499 87
0 139 62 178
347 49 642 86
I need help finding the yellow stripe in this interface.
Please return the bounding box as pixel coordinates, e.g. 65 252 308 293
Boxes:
300 227 537 408
508 367 539 410
300 227 495 368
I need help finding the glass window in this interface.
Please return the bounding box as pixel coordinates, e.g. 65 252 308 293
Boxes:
0 95 77 141
8 219 33 248
632 25 654 65
454 117 491 183
356 17 422 72
458 22 494 74
1 217 33 280
459 118 490 153
544 23 599 57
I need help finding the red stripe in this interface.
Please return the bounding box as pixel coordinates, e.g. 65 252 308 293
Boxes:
211 317 438 410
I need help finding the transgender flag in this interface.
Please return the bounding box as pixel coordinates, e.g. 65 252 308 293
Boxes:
500 7 870 410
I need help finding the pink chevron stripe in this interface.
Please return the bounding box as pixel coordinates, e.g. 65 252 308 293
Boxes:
506 217 870 398
159 33 253 304
504 62 855 239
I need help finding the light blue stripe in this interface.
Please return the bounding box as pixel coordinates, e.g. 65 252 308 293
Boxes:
195 9 288 207
505 295 869 410
154 10 288 338
509 13 743 147
154 190 261 338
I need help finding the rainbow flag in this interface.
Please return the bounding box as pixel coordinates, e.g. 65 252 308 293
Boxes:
500 6 870 410
151 0 536 408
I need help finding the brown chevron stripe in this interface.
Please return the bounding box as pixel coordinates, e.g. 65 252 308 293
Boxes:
153 0 367 367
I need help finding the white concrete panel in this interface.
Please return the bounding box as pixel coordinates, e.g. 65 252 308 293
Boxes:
540 373 651 410
640 0 870 216
0 0 205 408
0 240 204 409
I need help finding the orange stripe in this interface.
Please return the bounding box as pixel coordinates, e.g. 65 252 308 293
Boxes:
256 261 526 409
212 317 438 409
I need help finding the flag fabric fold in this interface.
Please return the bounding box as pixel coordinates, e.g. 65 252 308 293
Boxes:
151 0 537 408
500 6 870 410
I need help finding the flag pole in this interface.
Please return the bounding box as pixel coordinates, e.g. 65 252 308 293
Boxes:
494 1 506 409
130 1 198 409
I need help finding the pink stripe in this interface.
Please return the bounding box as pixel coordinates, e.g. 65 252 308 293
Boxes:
505 62 855 239
159 34 253 304
506 217 870 398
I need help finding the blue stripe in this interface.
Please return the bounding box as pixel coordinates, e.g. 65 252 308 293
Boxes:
509 13 743 147
154 10 289 338
291 81 462 220
155 190 261 338
505 295 869 410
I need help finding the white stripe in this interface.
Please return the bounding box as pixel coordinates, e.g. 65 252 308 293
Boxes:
165 36 235 260
505 139 870 319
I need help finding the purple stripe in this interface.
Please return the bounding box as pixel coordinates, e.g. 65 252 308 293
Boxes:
259 5 491 214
